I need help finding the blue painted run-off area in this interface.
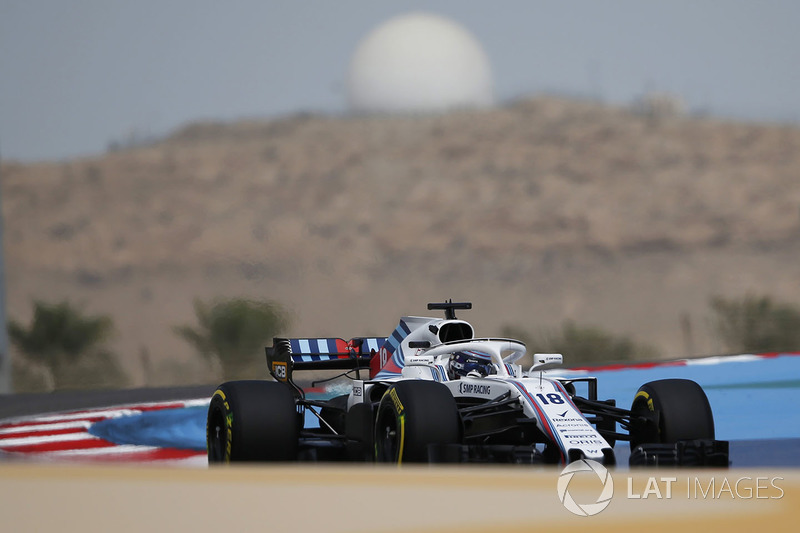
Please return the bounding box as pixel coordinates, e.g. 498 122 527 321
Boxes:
568 354 800 441
89 354 800 453
91 405 208 451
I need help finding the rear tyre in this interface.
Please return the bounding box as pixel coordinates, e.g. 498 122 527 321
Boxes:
629 378 715 449
374 381 461 463
207 380 299 462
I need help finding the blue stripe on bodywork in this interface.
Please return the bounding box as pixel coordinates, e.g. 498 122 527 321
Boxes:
363 338 386 352
508 380 566 463
383 320 412 367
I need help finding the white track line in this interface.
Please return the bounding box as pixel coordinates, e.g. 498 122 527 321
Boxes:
46 444 160 456
22 409 143 423
0 432 99 448
0 420 92 435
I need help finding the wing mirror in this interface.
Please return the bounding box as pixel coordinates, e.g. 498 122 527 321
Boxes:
530 353 563 372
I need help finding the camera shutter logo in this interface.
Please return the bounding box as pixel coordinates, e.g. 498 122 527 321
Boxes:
557 459 614 516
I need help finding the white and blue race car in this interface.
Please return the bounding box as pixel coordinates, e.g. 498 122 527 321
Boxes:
207 301 728 466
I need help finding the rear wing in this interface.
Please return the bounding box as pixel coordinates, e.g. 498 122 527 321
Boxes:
266 337 386 384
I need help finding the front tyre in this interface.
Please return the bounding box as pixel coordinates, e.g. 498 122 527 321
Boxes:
374 381 461 463
207 380 299 462
629 378 715 449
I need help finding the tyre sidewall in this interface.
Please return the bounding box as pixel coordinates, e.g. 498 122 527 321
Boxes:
374 381 461 463
207 380 299 462
631 378 714 446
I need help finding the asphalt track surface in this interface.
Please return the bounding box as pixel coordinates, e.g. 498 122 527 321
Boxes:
2 356 800 531
9 353 798 465
0 384 217 420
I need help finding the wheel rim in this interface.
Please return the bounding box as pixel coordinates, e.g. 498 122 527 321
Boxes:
629 396 655 448
377 412 398 462
208 406 227 462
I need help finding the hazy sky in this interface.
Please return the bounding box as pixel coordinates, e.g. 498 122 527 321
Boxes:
2 0 799 162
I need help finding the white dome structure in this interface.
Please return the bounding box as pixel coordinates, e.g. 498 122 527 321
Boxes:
347 12 494 113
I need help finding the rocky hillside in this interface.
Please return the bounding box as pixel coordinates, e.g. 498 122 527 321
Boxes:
4 96 800 386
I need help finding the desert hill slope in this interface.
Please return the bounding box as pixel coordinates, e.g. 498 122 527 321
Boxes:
3 96 800 386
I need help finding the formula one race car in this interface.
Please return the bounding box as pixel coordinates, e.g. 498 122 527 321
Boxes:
207 301 729 467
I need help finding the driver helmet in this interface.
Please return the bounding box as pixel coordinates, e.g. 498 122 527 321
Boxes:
450 351 493 378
